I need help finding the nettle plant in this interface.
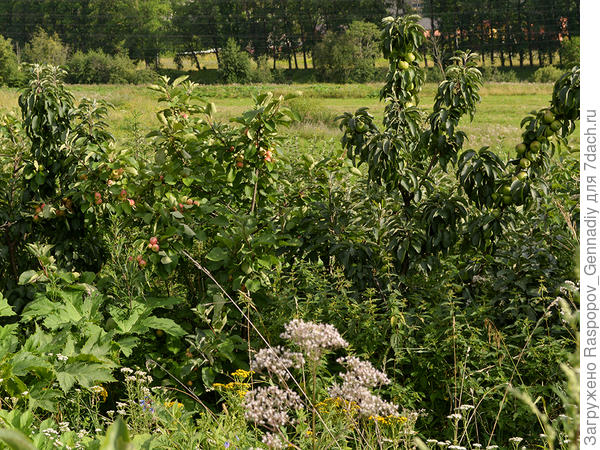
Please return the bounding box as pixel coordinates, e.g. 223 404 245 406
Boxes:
337 15 580 274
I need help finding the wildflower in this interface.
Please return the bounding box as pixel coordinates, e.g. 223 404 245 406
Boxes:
164 401 184 409
224 442 230 448
91 385 108 401
329 356 398 418
447 413 462 420
135 370 147 378
232 369 254 379
244 385 303 428
473 445 482 448
120 367 133 374
250 346 305 379
261 432 283 449
280 319 348 360
139 396 154 413
56 354 69 362
448 446 467 450
509 437 523 444
486 446 499 449
457 404 474 411
426 440 438 444
42 428 59 437
58 422 70 432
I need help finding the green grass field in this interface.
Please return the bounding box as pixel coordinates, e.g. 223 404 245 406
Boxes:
0 81 580 157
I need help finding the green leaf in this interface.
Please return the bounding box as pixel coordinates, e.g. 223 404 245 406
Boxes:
0 429 37 450
171 75 188 87
56 371 77 393
145 316 186 337
0 294 15 317
59 361 116 390
100 418 134 450
206 247 228 262
18 270 45 285
182 224 196 237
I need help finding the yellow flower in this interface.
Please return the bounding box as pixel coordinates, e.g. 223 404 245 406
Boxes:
91 385 108 401
164 401 184 409
231 369 254 379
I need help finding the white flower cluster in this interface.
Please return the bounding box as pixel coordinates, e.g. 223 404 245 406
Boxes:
328 356 398 418
244 385 303 428
280 319 348 360
338 356 390 387
261 431 284 449
250 346 305 379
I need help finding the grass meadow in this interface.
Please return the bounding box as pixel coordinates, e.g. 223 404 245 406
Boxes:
0 82 580 158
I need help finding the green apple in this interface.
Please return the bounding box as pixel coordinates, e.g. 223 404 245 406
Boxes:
543 110 555 124
519 158 531 168
529 140 541 152
550 120 562 131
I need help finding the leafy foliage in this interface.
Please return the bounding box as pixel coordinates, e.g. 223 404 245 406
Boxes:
218 38 251 84
0 15 581 448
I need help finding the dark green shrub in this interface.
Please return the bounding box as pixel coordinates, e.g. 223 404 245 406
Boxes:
559 36 579 69
22 28 69 66
249 55 273 83
313 20 380 83
481 66 518 82
532 65 564 83
218 38 251 84
0 35 21 86
67 50 156 84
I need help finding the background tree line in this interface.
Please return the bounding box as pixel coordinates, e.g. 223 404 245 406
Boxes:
0 0 579 69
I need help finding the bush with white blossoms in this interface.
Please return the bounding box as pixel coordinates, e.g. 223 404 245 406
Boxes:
280 318 349 360
250 345 305 379
328 356 399 418
243 319 410 448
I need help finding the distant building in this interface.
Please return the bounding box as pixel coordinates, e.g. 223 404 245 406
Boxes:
385 0 425 15
385 1 436 30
